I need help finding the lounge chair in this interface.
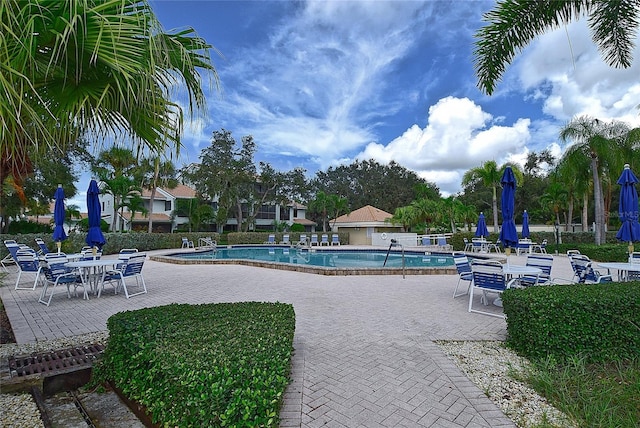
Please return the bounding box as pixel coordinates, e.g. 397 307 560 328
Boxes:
265 234 276 244
331 234 340 246
38 255 86 306
298 234 308 246
102 253 147 298
281 234 291 245
452 253 473 298
320 234 329 246
2 240 20 272
310 234 319 246
14 248 42 290
35 238 51 255
181 237 194 248
469 260 508 318
437 236 452 251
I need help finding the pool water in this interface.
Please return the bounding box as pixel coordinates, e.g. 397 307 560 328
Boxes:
172 246 454 269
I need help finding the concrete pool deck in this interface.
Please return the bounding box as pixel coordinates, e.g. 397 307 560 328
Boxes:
1 249 575 427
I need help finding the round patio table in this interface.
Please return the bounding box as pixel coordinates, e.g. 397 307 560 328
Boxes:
597 262 640 282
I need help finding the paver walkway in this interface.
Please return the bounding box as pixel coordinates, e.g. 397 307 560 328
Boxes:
1 250 575 427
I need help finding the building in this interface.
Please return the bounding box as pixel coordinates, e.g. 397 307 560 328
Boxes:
99 183 315 233
331 205 402 245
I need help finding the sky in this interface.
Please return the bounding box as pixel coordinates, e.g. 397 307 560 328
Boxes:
69 0 640 211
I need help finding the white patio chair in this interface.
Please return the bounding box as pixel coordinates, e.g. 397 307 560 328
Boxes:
452 253 473 298
38 256 86 306
320 234 329 246
14 248 42 290
516 253 553 286
331 234 340 246
181 237 194 248
102 253 147 298
469 260 508 318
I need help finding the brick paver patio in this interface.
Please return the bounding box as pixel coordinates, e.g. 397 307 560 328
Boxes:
0 250 574 427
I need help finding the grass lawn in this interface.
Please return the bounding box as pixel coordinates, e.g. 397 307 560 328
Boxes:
521 356 640 427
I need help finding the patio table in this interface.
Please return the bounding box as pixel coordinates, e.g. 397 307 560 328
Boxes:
597 262 640 282
67 259 120 296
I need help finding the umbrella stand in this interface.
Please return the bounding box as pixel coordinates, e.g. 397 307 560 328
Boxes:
56 242 61 254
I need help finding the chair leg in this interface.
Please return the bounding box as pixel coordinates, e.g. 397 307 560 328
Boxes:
453 278 471 298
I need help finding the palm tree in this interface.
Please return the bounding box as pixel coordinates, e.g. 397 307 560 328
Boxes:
560 115 630 244
556 152 592 231
474 0 639 94
388 206 415 231
411 198 442 234
540 182 569 227
1 0 218 188
462 161 524 233
139 156 178 232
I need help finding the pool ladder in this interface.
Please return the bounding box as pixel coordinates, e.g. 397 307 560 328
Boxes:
383 239 406 278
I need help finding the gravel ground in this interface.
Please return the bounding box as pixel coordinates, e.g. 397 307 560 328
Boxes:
1 334 576 428
437 340 578 428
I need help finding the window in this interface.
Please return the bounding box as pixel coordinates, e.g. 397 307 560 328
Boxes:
165 200 172 211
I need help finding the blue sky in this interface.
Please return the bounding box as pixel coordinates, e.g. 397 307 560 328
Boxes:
70 0 640 210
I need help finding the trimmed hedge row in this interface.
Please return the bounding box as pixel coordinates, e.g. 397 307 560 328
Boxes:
93 302 295 427
502 282 640 363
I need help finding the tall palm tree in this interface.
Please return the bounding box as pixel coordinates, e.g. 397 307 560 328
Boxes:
388 206 417 232
474 0 639 94
540 182 569 227
411 198 442 234
556 151 593 231
560 115 630 244
462 161 524 233
139 156 178 232
1 0 218 186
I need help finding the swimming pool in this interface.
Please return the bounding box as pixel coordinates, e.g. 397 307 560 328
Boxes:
151 246 456 276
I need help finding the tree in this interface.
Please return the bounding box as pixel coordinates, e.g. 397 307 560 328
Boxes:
560 115 630 244
462 161 524 233
173 198 214 232
474 0 640 94
139 156 178 232
410 198 442 234
313 159 439 213
540 182 569 226
1 0 217 200
388 206 418 231
92 147 142 231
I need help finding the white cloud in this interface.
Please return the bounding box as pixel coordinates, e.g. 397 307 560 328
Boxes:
516 20 640 126
356 96 532 195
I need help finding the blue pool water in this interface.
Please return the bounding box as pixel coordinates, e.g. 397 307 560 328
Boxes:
172 246 454 268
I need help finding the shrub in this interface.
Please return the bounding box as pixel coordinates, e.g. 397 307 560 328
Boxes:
93 302 295 427
502 282 640 363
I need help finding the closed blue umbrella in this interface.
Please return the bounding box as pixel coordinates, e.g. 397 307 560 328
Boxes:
475 212 489 238
86 179 106 252
521 210 530 238
52 184 67 253
615 164 640 253
498 166 518 251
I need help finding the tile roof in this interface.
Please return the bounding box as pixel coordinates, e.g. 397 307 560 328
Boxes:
333 205 392 223
121 212 172 222
140 184 196 199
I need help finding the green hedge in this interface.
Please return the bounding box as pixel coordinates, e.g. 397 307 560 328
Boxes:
93 302 295 427
0 232 219 258
502 282 640 363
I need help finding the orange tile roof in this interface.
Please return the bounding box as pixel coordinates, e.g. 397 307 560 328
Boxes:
140 184 196 199
293 218 316 226
333 205 392 223
121 212 172 222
